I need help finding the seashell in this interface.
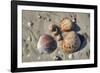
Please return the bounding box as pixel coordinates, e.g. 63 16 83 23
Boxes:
49 24 57 32
38 15 42 19
56 34 63 41
60 17 73 32
68 54 73 59
54 56 62 60
49 24 61 37
52 31 59 36
27 22 34 27
48 18 51 22
61 31 81 54
37 34 57 54
27 36 32 42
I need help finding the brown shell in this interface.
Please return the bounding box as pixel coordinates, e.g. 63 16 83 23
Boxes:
61 31 81 54
60 17 73 32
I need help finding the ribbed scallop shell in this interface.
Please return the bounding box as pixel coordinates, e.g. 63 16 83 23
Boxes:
37 34 57 54
60 17 73 32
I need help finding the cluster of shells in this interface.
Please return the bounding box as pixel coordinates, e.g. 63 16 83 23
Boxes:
60 17 81 54
37 17 81 58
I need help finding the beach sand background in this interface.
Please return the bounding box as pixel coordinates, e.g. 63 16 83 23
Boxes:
22 10 90 62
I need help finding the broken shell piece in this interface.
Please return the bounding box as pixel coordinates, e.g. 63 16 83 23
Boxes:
37 34 57 54
56 34 63 41
61 31 81 54
27 53 31 57
68 54 73 59
49 24 57 32
27 22 34 27
27 36 32 42
52 31 59 36
54 56 62 60
60 17 73 32
38 15 42 19
48 18 51 22
49 24 61 37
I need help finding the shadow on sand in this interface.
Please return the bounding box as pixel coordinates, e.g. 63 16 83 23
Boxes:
72 17 80 32
74 33 87 53
71 17 87 53
72 22 80 32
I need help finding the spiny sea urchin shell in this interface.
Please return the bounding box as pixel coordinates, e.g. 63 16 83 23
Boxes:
60 17 73 32
61 31 81 54
37 34 57 54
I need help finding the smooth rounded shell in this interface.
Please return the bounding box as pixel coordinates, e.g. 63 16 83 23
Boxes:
37 34 57 54
61 31 81 54
60 17 73 32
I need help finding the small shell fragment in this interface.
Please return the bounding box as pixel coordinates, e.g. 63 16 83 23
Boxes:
49 24 61 37
38 15 42 19
68 54 73 59
27 22 34 27
56 34 63 41
52 31 59 36
49 24 57 32
27 36 32 42
54 56 62 60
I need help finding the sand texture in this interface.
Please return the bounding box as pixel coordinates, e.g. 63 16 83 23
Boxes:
22 10 90 62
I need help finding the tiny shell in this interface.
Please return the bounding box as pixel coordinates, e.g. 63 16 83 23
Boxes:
68 54 73 59
60 17 73 32
49 24 57 32
52 31 59 36
54 56 62 60
27 36 32 42
49 24 61 36
37 34 57 54
56 34 63 41
27 22 34 27
61 31 81 54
